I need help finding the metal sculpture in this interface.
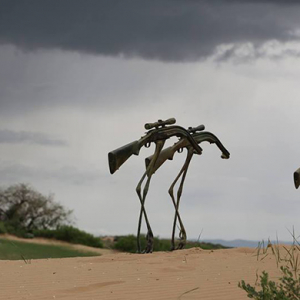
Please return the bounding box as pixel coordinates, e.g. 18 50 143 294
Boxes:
108 118 202 253
294 168 300 189
145 126 230 250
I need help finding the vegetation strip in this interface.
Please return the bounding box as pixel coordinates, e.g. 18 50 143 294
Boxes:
0 238 100 260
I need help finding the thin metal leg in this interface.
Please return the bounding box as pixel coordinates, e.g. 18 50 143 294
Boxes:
175 151 193 249
136 140 165 253
169 148 194 250
169 164 186 250
136 171 147 253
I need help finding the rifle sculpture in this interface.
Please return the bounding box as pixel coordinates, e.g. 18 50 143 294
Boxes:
108 118 202 253
294 168 300 189
145 126 230 250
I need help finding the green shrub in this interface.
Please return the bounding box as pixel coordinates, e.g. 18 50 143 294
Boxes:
153 237 172 252
113 235 228 253
239 266 300 299
239 234 300 299
33 226 103 248
185 241 227 250
114 234 140 253
113 235 174 253
2 220 28 238
0 221 7 234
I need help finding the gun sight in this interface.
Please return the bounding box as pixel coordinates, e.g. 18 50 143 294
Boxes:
188 124 205 134
145 118 176 130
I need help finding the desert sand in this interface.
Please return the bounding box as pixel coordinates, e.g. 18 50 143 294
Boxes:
0 242 284 300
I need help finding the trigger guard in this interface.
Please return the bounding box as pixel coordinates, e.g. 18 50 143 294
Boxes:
145 142 151 148
177 148 183 153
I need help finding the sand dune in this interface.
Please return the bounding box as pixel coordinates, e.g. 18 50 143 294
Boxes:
0 246 284 300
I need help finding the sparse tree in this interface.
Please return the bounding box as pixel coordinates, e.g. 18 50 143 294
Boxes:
0 183 72 231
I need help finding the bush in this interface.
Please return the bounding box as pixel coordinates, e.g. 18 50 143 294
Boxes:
114 235 139 253
239 234 300 299
113 235 228 253
239 266 300 299
153 237 172 252
1 220 29 238
33 226 103 248
0 221 7 234
113 235 173 253
185 241 228 250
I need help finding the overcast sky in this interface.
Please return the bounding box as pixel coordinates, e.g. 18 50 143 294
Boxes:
1 0 300 242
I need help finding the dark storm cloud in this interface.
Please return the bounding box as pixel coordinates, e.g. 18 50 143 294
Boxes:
0 0 300 61
0 130 67 146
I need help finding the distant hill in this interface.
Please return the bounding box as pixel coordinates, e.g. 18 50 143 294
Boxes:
200 239 293 248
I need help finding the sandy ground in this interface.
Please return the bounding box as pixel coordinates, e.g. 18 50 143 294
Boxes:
0 244 285 300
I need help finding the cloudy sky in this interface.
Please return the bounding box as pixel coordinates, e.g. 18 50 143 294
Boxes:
1 0 300 242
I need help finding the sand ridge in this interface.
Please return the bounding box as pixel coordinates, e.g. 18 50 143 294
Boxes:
0 247 284 300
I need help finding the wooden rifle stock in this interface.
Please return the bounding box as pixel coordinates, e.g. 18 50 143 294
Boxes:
108 140 142 174
294 168 300 189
